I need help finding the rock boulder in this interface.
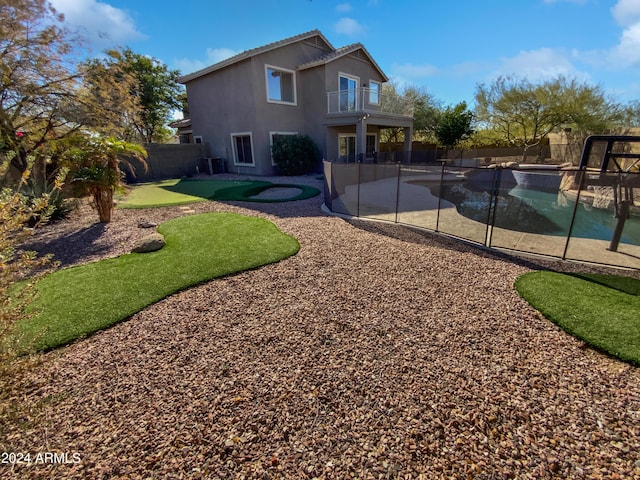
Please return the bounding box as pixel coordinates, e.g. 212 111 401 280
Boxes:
132 233 166 253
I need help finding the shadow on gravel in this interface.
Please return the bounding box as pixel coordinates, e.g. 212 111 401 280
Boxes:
23 223 109 267
345 218 601 274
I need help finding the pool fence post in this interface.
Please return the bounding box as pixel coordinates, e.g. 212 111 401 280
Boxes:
394 161 401 224
608 196 630 252
356 157 361 218
435 161 445 232
328 160 333 212
486 166 501 247
563 165 586 260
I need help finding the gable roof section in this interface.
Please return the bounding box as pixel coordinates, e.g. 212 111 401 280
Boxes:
298 43 389 82
177 29 334 84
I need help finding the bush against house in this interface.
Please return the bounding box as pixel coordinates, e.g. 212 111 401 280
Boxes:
271 135 319 175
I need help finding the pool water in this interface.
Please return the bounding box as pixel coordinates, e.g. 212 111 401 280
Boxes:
434 183 640 245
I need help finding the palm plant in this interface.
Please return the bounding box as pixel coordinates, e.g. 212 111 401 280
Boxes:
68 136 147 222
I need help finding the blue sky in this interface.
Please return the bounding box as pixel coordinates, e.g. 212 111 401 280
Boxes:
50 0 640 107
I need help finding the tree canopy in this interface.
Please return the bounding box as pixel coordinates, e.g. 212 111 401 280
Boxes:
117 48 183 143
433 101 474 150
380 82 441 144
76 49 144 142
0 0 80 173
474 75 625 158
624 100 640 127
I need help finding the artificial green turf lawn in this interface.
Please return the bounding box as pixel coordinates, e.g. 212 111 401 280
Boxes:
118 178 320 208
18 212 300 352
515 271 640 364
117 178 258 208
212 182 320 203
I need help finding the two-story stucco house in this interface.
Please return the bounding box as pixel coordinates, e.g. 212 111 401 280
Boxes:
177 29 414 176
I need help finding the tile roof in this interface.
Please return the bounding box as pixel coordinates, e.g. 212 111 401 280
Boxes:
177 29 333 83
297 43 388 81
169 118 191 129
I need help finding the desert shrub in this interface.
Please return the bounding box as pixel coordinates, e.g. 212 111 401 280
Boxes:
271 135 319 175
0 153 60 378
20 172 75 224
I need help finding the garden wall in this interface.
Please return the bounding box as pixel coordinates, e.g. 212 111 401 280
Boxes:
380 142 551 164
125 143 206 183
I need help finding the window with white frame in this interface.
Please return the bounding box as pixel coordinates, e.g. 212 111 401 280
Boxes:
265 65 296 104
339 134 356 161
368 81 381 105
339 73 359 112
231 133 254 165
270 131 298 165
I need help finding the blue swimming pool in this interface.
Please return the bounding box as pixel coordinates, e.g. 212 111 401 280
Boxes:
433 182 640 246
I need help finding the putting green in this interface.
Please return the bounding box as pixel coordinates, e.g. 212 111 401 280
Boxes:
118 178 320 208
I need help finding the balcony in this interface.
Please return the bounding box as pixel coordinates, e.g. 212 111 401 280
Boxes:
326 87 414 117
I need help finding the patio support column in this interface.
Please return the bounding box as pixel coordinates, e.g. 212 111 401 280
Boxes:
403 126 413 163
356 116 368 160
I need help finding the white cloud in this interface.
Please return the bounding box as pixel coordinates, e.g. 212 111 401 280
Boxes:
387 63 440 93
608 0 640 67
492 47 589 81
391 62 439 79
50 0 145 49
575 1 640 70
173 48 239 75
612 0 640 27
334 17 365 36
336 3 352 13
611 22 640 66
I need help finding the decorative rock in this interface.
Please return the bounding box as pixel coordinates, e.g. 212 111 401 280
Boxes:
132 233 165 253
138 221 158 229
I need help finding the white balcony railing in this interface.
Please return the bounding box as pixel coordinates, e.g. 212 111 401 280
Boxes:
326 87 414 116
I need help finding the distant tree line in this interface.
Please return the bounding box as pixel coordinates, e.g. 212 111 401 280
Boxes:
383 75 637 161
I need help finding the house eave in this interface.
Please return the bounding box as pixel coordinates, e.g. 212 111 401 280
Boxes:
177 29 334 84
324 112 413 127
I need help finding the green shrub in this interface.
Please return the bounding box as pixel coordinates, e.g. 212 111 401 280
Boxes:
271 135 319 175
20 174 76 224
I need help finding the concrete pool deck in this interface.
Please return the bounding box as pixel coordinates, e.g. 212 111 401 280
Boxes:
328 175 640 270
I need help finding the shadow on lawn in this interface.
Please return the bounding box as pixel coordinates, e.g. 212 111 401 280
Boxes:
160 178 321 204
161 178 265 201
159 177 328 219
567 272 640 296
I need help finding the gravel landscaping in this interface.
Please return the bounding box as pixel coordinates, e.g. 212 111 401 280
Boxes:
2 174 640 479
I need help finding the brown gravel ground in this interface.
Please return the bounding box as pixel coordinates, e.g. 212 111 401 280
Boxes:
2 174 640 479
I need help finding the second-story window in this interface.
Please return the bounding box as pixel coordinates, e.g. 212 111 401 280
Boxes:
265 65 296 105
339 73 359 112
369 81 381 105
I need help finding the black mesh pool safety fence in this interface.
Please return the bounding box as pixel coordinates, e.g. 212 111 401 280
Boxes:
323 136 640 270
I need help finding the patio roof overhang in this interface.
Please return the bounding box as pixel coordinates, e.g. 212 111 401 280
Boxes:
324 112 413 128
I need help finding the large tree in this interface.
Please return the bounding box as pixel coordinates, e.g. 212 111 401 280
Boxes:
76 49 144 142
434 101 474 151
0 0 81 175
380 82 441 144
624 100 640 127
474 75 624 161
117 48 183 143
